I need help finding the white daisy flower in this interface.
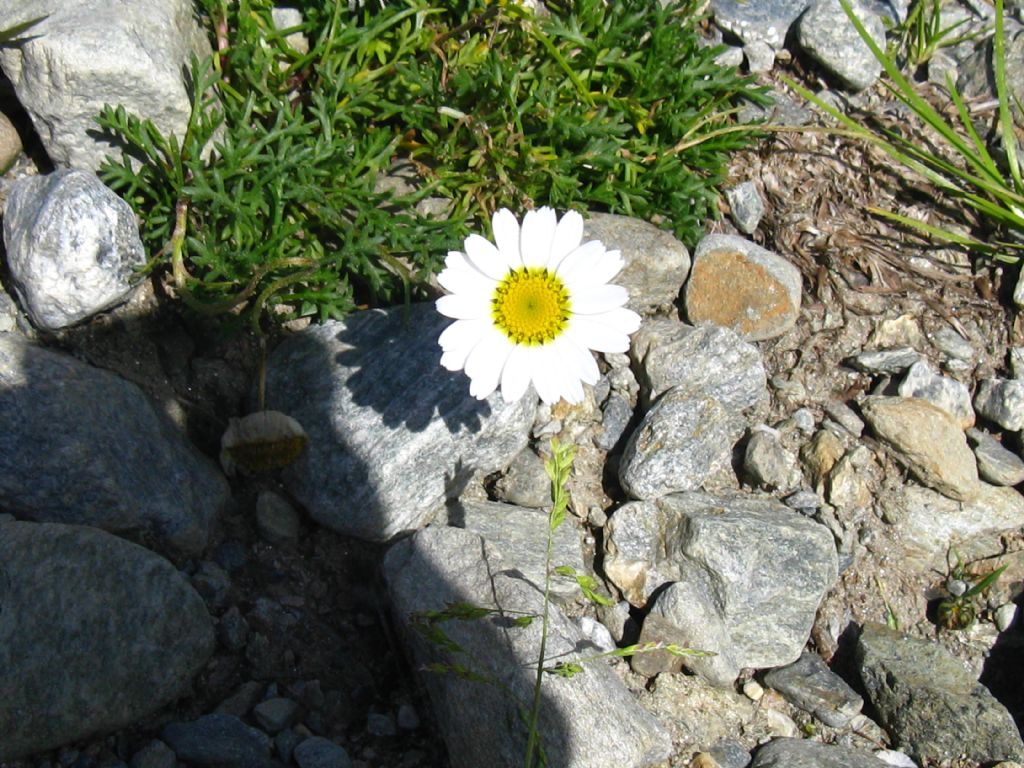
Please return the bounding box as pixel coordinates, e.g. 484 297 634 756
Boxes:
435 206 641 405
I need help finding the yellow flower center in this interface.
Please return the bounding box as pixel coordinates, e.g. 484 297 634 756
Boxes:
491 267 570 346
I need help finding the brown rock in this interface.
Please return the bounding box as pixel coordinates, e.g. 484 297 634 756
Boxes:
861 396 979 501
684 234 802 341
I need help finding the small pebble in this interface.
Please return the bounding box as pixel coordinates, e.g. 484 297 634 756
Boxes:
995 602 1019 632
294 736 353 768
129 740 176 768
256 490 302 544
253 696 300 734
366 712 397 737
396 703 420 731
742 679 764 701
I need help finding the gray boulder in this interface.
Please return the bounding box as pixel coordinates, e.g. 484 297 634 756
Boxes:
750 738 888 767
383 526 672 768
630 318 767 411
161 713 277 768
0 0 210 170
762 651 863 728
0 521 215 761
618 386 743 500
797 0 885 92
264 304 534 542
857 622 1024 764
0 334 227 555
452 499 585 602
710 0 812 49
3 169 145 330
605 492 838 687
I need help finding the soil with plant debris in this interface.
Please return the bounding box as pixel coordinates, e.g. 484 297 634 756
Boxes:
2 18 1024 768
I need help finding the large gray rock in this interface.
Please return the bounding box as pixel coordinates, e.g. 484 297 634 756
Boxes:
898 484 1024 562
797 0 885 92
618 386 743 500
0 521 215 761
605 492 838 686
0 0 210 170
0 334 227 555
630 318 767 411
264 304 535 542
582 213 691 316
856 622 1024 764
860 396 979 501
684 234 802 342
383 526 672 768
3 170 146 330
452 499 585 602
750 738 887 767
710 0 812 49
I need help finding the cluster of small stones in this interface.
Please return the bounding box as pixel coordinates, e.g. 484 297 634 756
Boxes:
1 1 1024 768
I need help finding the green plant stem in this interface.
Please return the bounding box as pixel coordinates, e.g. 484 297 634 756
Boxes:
523 502 555 768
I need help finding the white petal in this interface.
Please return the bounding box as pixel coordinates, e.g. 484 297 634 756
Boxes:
553 240 608 283
548 210 584 270
492 209 522 268
530 346 564 405
565 313 637 353
438 317 490 352
570 284 629 315
437 261 497 297
553 336 599 385
520 207 557 268
500 344 534 402
436 292 491 320
464 234 511 280
464 329 514 400
561 248 624 289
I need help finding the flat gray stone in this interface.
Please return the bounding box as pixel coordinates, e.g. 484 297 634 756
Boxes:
383 526 671 768
0 0 210 170
860 396 979 501
619 387 743 500
857 622 1024 764
751 738 888 767
161 713 276 768
967 428 1024 486
711 0 812 49
452 499 585 602
0 334 227 555
582 213 691 316
255 490 302 544
264 303 535 542
797 0 885 92
974 378 1024 431
846 347 921 375
762 651 863 728
0 521 214 761
605 492 837 687
630 318 767 411
253 697 300 735
898 483 1024 564
685 234 802 342
3 169 145 330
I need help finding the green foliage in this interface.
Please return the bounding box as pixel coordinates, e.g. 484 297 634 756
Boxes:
886 0 980 70
96 0 764 328
936 546 1007 631
785 0 1024 263
0 15 47 46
